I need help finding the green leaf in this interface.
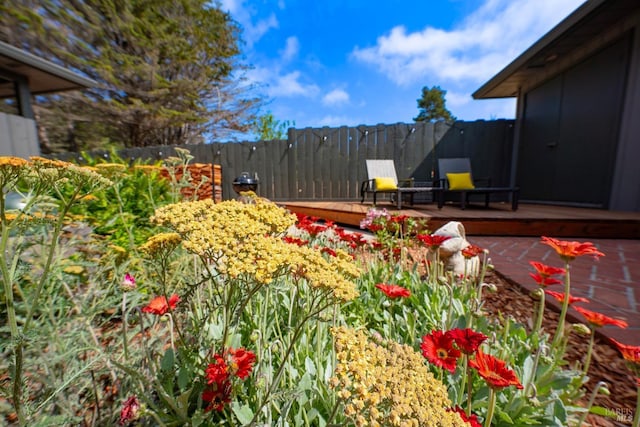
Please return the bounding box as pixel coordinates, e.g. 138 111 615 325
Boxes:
589 405 616 418
305 356 316 376
232 402 255 426
306 408 326 427
298 372 312 391
178 366 190 390
161 348 175 372
496 407 514 424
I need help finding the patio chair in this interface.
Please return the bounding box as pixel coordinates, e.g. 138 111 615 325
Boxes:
436 158 519 210
360 159 435 208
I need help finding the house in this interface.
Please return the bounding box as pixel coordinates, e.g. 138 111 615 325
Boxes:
0 41 95 157
473 0 640 212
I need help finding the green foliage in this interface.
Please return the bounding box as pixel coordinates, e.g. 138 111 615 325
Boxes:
64 150 173 249
414 85 457 122
252 111 295 141
0 0 262 150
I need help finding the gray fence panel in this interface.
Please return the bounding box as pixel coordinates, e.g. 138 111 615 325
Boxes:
286 129 298 200
50 120 515 202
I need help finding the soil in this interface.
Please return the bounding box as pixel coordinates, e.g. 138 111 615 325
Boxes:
482 270 637 427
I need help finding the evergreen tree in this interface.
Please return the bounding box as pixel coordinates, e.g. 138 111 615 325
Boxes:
414 85 456 123
0 0 262 150
252 111 294 141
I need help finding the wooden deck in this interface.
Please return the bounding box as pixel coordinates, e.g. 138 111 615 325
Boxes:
281 200 640 238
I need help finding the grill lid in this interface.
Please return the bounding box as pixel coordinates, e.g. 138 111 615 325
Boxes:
233 172 258 185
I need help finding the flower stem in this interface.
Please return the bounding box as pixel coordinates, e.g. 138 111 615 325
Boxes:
466 358 474 417
632 383 640 427
576 381 607 427
484 388 497 427
582 329 596 377
122 293 129 360
533 291 546 335
457 354 468 407
551 262 571 352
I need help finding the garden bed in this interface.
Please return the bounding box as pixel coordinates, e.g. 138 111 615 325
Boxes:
483 270 636 426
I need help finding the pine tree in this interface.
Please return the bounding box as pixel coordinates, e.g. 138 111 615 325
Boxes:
414 85 456 123
0 0 262 150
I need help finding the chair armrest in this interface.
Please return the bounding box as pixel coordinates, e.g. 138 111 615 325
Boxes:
360 179 375 193
398 178 415 188
435 178 448 189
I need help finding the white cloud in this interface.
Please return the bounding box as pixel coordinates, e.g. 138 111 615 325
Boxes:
219 0 278 47
280 36 299 62
317 115 362 127
443 90 473 108
322 88 350 106
266 71 320 98
351 0 586 86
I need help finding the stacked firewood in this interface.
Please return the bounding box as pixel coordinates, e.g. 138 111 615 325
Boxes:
157 163 222 202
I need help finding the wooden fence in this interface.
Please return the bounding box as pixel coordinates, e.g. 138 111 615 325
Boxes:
56 120 515 202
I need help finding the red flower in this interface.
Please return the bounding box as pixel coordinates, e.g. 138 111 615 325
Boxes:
529 273 563 286
449 328 488 355
119 395 140 426
389 214 408 223
544 289 589 305
367 223 384 233
420 330 461 373
573 306 628 328
229 348 256 380
202 381 232 412
417 234 451 249
529 261 565 286
283 236 308 246
375 283 411 299
141 294 180 315
461 244 484 259
541 236 605 262
205 354 229 385
609 338 640 364
320 246 337 257
530 261 565 276
469 349 523 390
448 406 482 427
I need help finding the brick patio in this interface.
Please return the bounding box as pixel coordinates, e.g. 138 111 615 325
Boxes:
472 236 640 346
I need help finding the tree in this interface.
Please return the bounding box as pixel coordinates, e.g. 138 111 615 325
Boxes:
414 86 456 123
0 0 262 150
252 112 295 141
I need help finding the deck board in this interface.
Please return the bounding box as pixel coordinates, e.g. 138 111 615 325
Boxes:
281 201 640 238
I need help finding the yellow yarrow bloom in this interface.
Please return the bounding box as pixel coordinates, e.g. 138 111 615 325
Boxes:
0 156 30 193
139 232 182 258
94 163 128 179
63 265 85 275
29 156 112 191
330 327 466 427
150 198 359 301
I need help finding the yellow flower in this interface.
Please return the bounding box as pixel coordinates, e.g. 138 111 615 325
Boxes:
63 265 85 275
139 233 182 258
331 327 465 427
94 163 128 179
149 198 360 300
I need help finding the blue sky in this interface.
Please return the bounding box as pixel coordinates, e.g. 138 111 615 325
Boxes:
220 0 586 130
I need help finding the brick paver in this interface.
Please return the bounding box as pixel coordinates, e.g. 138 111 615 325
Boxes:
471 236 640 346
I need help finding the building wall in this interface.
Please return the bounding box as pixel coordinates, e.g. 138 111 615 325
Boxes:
511 7 640 212
0 112 40 158
610 20 640 211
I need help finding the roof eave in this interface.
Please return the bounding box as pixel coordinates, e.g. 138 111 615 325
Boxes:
0 41 96 92
472 0 607 99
